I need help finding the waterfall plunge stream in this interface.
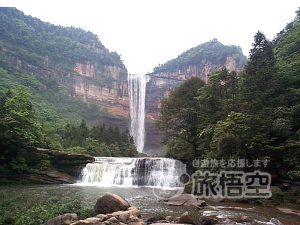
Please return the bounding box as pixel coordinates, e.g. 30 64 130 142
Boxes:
80 157 187 188
78 75 188 189
128 74 149 153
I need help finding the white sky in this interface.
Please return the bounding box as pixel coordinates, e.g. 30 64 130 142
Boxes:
1 0 299 74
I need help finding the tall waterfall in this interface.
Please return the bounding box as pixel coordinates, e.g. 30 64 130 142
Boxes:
128 74 149 153
80 157 186 188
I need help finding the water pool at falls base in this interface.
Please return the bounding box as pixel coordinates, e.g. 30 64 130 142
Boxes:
1 158 299 224
1 184 300 224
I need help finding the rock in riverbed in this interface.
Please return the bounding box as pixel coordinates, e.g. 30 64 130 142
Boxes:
44 193 144 225
94 193 131 214
44 213 78 225
162 194 207 208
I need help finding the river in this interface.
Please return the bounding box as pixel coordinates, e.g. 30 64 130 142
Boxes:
0 184 300 224
1 157 300 224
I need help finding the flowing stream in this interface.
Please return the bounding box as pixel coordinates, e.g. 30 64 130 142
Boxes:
74 157 299 224
128 74 149 153
79 157 186 188
1 157 299 224
1 184 299 224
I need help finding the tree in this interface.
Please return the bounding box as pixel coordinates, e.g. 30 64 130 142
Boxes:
62 119 89 148
0 86 42 171
210 112 270 163
240 31 277 112
157 77 205 159
165 137 195 164
0 86 42 147
196 69 239 126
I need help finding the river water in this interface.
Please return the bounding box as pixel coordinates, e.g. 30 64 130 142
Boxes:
0 184 300 224
1 157 300 224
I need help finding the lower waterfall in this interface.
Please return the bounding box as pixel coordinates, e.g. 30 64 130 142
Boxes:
79 157 186 188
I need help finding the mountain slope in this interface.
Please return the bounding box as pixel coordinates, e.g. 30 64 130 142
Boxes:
273 10 300 92
0 7 129 130
151 39 247 82
0 7 126 78
144 40 247 155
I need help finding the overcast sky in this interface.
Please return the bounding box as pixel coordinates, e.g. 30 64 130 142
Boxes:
2 0 299 74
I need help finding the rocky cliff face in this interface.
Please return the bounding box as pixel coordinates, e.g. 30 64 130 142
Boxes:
146 54 245 121
71 63 129 118
143 53 246 155
2 52 130 121
0 7 130 129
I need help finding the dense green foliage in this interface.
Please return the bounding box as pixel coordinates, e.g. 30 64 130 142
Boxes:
62 120 138 157
0 86 43 172
0 188 94 225
158 11 300 180
0 85 137 173
0 7 126 78
152 39 247 74
0 8 137 174
157 77 205 163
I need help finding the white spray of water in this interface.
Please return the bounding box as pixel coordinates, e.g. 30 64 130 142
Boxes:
80 157 186 188
128 74 149 153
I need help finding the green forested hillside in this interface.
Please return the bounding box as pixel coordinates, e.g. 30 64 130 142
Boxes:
0 8 137 175
158 10 300 184
153 39 247 74
0 7 126 75
0 7 128 129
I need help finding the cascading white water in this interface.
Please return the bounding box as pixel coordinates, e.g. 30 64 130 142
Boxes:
80 157 186 188
128 74 149 153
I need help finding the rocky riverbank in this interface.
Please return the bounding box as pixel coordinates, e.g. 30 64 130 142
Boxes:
44 193 289 225
0 148 94 184
45 193 144 225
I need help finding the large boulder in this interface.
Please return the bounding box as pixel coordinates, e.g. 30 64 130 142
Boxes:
94 193 131 214
44 213 78 225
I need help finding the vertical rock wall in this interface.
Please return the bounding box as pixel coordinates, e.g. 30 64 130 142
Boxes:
143 55 245 155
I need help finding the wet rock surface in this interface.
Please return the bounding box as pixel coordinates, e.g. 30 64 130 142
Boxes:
162 194 207 208
44 193 144 225
44 193 291 225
